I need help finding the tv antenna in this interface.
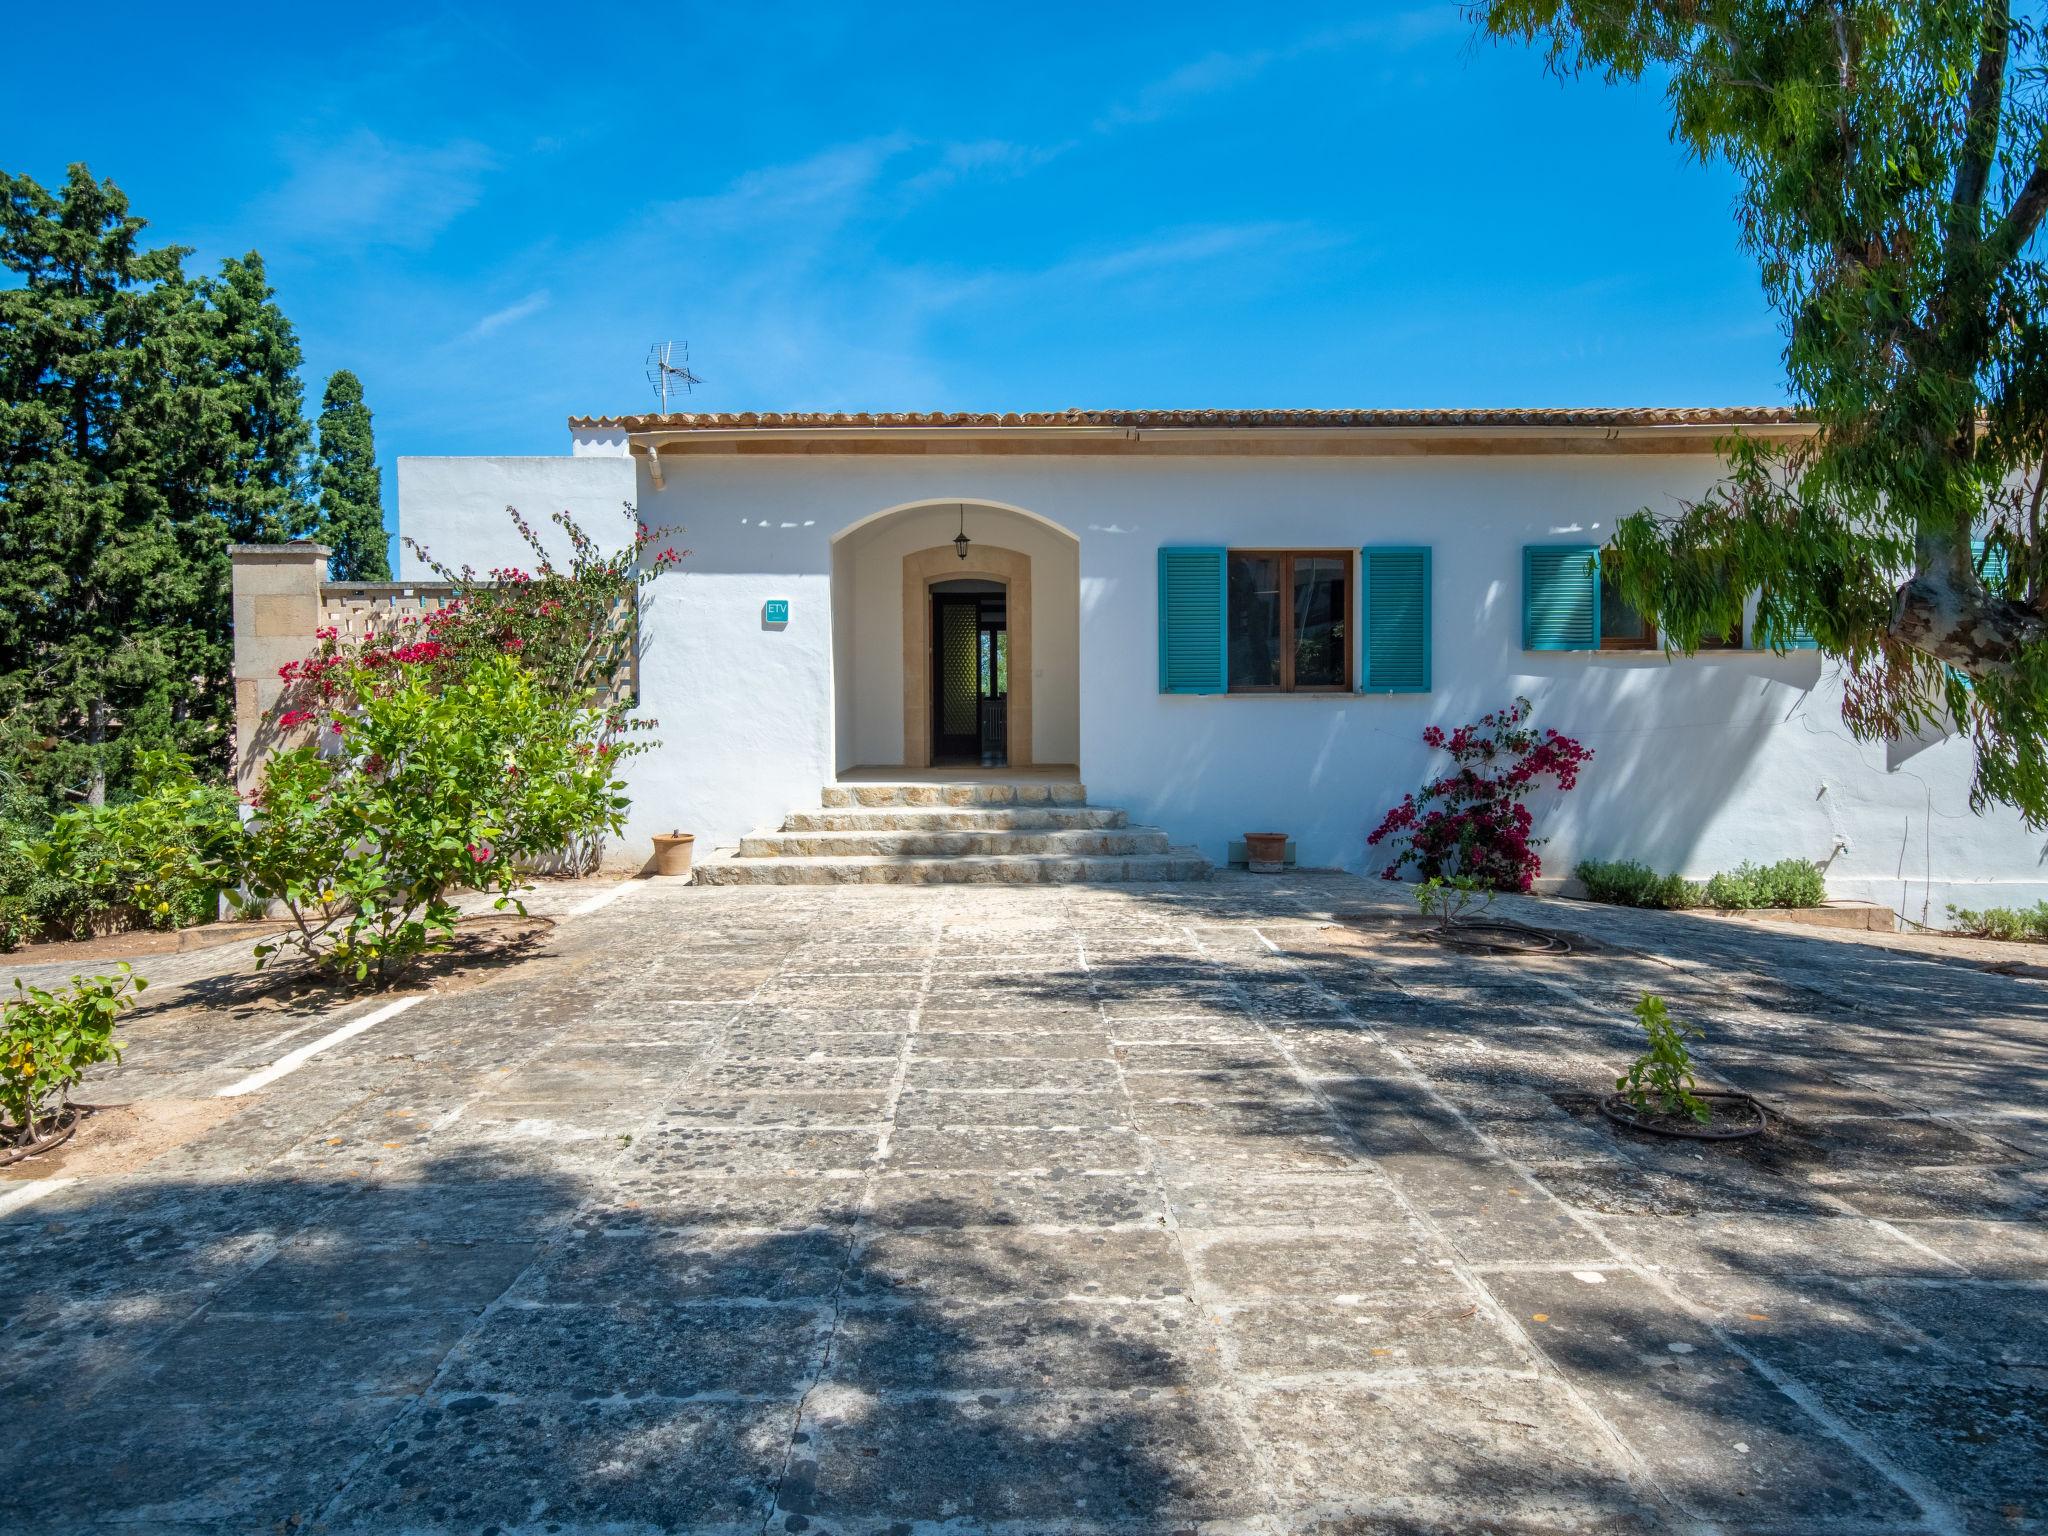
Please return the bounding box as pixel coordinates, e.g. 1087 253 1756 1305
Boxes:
644 341 702 414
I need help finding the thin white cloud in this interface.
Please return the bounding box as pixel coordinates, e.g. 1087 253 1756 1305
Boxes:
258 129 495 250
1095 10 1458 130
902 138 1075 196
463 290 551 341
662 135 914 237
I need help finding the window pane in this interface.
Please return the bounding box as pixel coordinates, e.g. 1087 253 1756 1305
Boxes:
1293 555 1348 686
1228 553 1282 687
1599 572 1650 643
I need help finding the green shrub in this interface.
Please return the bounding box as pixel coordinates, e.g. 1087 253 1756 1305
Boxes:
1575 859 1703 909
1578 856 1826 911
231 653 632 988
1702 858 1827 909
1415 874 1492 932
1945 901 2048 942
0 754 240 950
1 963 143 1141
1615 992 1710 1123
0 776 55 952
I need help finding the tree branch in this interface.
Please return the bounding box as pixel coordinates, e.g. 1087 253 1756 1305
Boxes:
1950 0 2012 234
1987 139 2048 271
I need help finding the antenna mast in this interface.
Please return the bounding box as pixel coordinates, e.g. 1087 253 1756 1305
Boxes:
644 341 703 415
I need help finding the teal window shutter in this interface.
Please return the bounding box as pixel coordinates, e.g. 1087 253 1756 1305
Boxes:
1360 546 1430 692
1975 538 2011 592
1756 608 1818 650
1523 545 1598 651
1158 547 1226 693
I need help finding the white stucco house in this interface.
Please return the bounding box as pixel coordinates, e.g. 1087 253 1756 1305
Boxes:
389 406 2048 922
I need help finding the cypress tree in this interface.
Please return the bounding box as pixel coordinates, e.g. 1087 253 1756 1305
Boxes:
316 369 389 579
204 252 316 544
0 165 234 805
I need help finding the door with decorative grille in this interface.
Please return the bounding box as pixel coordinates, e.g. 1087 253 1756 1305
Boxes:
931 595 983 763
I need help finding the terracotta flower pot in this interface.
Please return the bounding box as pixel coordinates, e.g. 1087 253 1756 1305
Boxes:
1243 832 1288 873
652 833 695 878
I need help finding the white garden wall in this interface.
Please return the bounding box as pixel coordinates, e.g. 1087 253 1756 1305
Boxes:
399 445 2048 924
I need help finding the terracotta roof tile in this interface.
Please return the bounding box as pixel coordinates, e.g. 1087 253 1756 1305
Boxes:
568 406 1807 432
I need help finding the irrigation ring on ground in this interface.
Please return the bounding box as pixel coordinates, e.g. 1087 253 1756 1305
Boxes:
1425 921 1572 956
1599 1089 1767 1141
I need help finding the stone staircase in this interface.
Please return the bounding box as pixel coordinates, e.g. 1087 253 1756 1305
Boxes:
694 779 1212 885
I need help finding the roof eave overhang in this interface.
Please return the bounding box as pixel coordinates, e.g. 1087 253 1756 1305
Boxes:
609 420 1813 484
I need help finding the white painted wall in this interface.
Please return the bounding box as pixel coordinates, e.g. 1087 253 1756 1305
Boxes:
833 502 1080 769
396 455 637 572
400 448 2048 921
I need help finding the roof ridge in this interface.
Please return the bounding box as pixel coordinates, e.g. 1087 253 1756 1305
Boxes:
568 405 1808 431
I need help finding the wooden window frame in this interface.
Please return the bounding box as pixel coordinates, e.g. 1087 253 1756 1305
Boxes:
1227 548 1355 693
1597 570 1742 652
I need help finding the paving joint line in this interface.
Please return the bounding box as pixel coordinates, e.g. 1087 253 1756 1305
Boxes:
757 888 940 1534
1250 921 1968 1536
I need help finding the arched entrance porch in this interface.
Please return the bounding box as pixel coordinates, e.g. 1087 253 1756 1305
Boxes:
830 500 1079 773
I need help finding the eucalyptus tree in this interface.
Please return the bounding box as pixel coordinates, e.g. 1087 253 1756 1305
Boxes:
1479 2 2048 819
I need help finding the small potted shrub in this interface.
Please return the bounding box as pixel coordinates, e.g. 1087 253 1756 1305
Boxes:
1243 832 1287 873
652 830 695 878
1601 993 1763 1139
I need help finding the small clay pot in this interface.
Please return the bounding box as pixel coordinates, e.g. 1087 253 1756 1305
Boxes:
652 833 695 878
1243 832 1288 873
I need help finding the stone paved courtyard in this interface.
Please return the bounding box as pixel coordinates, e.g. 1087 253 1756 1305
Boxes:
2 871 2045 1534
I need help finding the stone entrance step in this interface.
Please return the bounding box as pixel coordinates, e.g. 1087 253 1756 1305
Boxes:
822 781 1088 809
738 827 1173 859
782 806 1129 832
699 779 1212 886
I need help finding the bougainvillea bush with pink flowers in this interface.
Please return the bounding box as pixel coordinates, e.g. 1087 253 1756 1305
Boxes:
234 654 631 987
275 504 686 741
237 504 680 986
1366 698 1593 893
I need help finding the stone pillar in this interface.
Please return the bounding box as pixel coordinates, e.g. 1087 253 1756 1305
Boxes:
231 542 330 794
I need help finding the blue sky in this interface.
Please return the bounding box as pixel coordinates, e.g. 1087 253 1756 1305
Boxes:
5 3 1786 534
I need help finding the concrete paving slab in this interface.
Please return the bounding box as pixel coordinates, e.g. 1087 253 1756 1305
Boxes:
781 1385 1270 1525
5 870 2043 1531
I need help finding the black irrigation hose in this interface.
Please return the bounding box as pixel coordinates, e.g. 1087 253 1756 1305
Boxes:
1425 920 1572 956
0 1105 80 1166
1599 1090 1767 1141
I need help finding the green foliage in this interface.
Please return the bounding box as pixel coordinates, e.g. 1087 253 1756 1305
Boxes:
393 504 685 727
1576 856 1825 910
1476 5 2048 824
1575 859 1703 910
0 752 239 950
1945 900 2048 941
1616 993 1711 1124
203 252 316 545
10 751 241 943
1414 874 1492 931
0 773 58 952
1702 858 1828 910
0 165 325 810
1 962 142 1139
232 653 632 988
317 369 388 580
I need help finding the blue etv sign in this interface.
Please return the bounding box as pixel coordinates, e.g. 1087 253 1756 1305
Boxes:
763 599 790 626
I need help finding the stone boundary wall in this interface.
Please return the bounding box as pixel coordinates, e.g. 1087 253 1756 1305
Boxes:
230 541 461 793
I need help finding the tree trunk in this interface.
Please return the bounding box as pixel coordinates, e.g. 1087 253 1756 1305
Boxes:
86 699 107 809
1892 568 2044 676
